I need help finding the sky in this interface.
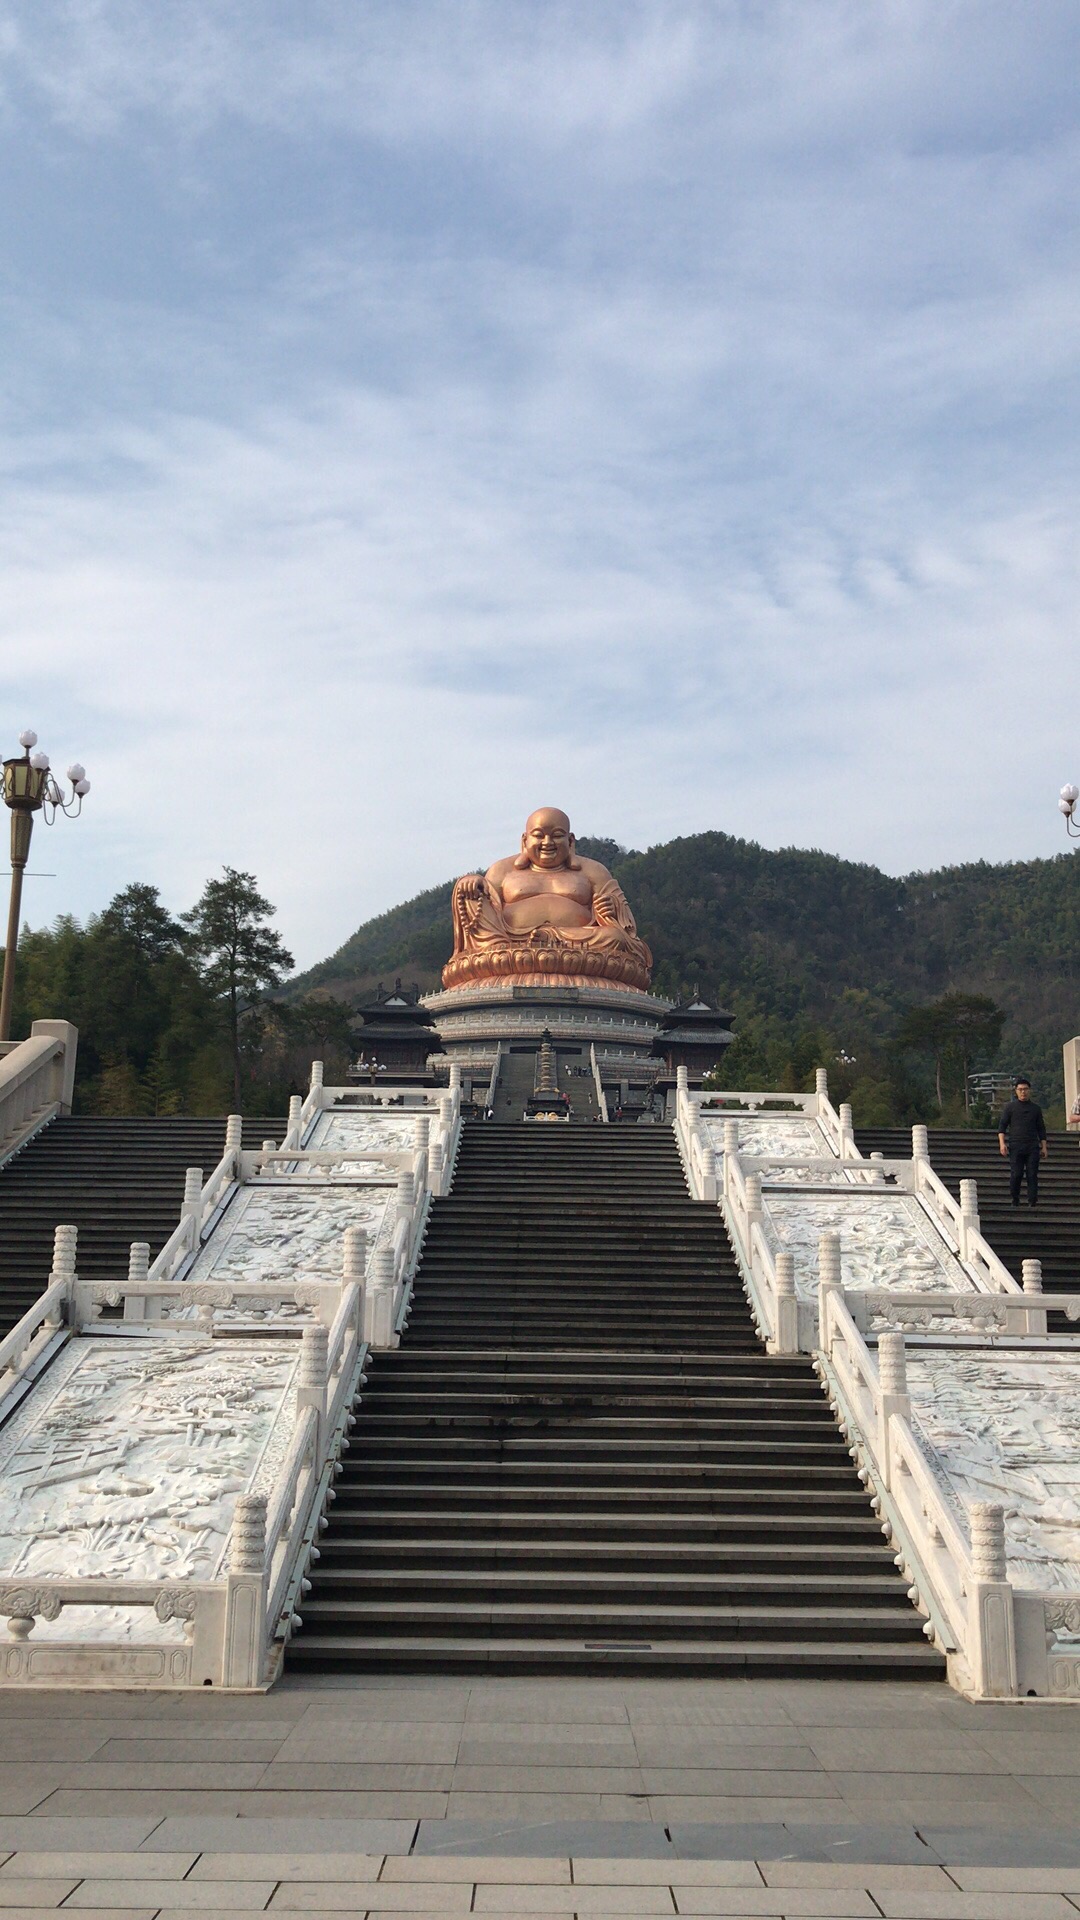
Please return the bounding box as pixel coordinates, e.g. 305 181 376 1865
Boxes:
2 1 1079 970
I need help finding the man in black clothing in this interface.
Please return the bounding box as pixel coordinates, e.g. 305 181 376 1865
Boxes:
998 1078 1048 1207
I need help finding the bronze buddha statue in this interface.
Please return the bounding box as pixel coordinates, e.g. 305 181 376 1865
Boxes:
442 807 652 993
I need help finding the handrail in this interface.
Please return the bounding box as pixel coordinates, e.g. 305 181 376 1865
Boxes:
0 1022 78 1167
589 1043 609 1122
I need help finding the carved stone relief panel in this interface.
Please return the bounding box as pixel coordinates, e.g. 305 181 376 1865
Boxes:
0 1335 298 1641
702 1114 835 1160
907 1350 1080 1594
762 1192 975 1298
185 1184 390 1289
307 1111 417 1155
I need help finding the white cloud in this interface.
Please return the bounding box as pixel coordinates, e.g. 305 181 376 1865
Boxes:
1 1 1079 968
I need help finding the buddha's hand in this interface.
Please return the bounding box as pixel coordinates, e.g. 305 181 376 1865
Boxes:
456 874 487 901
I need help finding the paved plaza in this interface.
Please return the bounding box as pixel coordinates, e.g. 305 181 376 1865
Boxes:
0 1677 1079 1915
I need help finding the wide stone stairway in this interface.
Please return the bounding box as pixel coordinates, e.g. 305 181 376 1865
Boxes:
0 1114 283 1335
856 1124 1080 1297
289 1124 940 1678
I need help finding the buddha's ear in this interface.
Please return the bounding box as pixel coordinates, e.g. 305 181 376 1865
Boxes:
567 833 581 871
513 835 531 870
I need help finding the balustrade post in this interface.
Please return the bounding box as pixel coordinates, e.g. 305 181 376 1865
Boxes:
773 1250 799 1354
968 1501 1017 1697
700 1144 718 1205
722 1118 739 1155
286 1094 303 1147
814 1067 828 1098
225 1112 243 1157
817 1231 841 1352
911 1124 929 1164
838 1102 855 1159
124 1241 150 1322
50 1222 77 1282
959 1178 980 1260
395 1168 415 1229
297 1322 329 1451
223 1493 267 1688
182 1168 203 1254
869 1150 886 1186
365 1245 397 1348
1022 1257 1047 1337
309 1059 324 1097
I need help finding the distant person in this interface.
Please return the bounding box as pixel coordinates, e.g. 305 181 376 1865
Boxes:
998 1078 1048 1208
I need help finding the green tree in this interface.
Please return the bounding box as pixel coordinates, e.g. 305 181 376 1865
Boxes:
895 992 1006 1111
184 869 294 1111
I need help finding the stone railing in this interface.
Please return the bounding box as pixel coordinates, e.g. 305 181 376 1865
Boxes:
814 1280 1080 1700
688 1073 1080 1699
0 1021 78 1168
0 1239 365 1688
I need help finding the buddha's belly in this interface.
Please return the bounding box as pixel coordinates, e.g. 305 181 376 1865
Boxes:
502 894 593 933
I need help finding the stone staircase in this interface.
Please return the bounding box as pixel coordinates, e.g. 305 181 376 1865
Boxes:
289 1124 941 1677
856 1126 1080 1298
0 1115 284 1336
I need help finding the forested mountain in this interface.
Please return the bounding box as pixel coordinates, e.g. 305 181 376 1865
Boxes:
291 830 1080 1123
11 832 1076 1122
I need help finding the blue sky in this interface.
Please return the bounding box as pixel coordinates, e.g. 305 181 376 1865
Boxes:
2 1 1079 968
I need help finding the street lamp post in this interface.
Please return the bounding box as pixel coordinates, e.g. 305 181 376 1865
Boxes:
0 730 90 1043
1060 784 1080 838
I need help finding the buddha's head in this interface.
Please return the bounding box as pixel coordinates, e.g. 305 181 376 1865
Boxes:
515 807 580 871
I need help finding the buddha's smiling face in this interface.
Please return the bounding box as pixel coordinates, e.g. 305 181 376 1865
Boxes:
523 809 573 869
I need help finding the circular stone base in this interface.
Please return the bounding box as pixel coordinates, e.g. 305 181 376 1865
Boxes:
422 981 672 1071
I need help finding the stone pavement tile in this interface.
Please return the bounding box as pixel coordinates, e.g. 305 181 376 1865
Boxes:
574 1863 760 1887
443 1796 615 1821
967 1735 1080 1771
672 1825 929 1864
874 1894 1077 1918
141 1822 417 1855
0 1824 160 1853
0 1774 65 1817
924 1829 1080 1867
631 1739 817 1769
1014 1774 1080 1813
0 1881 80 1907
381 1858 570 1884
457 1743 636 1769
954 1868 1080 1891
364 1915 566 1920
450 1767 646 1793
826 1771 1022 1804
649 1798 857 1823
838 1798 1049 1828
0 1912 157 1920
190 1859 382 1885
805 1731 1008 1774
136 1726 301 1744
272 1724 460 1765
71 1889 275 1913
472 1891 675 1914
270 1888 472 1913
640 1771 835 1797
241 1796 448 1820
465 1697 629 1727
253 1767 453 1792
281 1694 469 1722
413 1822 672 1858
625 1705 794 1730
0 1733 112 1766
0 1694 171 1719
673 1893 878 1917
0 1858 197 1880
33 1797 259 1819
54 1768 268 1791
95 1745 282 1767
760 1864 949 1890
